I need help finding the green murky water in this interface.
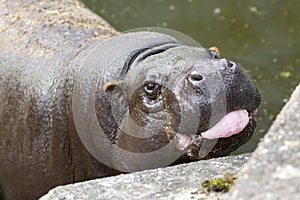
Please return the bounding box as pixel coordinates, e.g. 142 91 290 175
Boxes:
82 0 300 154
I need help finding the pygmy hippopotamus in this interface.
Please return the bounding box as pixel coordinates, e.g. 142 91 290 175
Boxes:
0 0 261 199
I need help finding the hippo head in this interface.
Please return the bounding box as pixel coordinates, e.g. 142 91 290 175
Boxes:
117 45 260 160
74 31 260 171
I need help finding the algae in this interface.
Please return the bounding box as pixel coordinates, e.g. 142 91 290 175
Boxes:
200 172 237 193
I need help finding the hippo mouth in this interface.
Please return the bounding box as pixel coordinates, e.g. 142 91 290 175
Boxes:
169 108 258 154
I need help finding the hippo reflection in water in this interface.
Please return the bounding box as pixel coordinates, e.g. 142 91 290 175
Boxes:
0 1 261 199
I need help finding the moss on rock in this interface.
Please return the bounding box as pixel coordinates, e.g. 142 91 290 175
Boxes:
200 172 237 193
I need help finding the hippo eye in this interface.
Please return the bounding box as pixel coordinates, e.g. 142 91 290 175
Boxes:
144 83 161 99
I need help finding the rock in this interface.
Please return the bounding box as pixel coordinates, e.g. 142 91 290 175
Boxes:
40 154 251 200
227 83 300 200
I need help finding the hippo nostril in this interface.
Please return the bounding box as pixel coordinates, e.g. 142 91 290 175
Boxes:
189 71 204 82
220 58 236 69
191 74 203 81
228 61 236 68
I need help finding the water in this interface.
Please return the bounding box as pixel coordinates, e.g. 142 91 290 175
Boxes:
82 0 300 154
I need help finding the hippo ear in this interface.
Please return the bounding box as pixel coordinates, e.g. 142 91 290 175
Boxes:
102 80 124 93
207 46 221 59
94 79 129 143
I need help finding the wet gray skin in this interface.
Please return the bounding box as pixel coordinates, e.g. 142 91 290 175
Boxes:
0 1 260 199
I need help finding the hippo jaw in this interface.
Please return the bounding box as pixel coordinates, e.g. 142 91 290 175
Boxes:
171 109 258 161
172 109 254 149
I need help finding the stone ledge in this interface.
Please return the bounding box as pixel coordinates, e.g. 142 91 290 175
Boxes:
40 154 250 200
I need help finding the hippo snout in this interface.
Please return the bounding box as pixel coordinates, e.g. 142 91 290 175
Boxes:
137 46 261 161
219 59 261 113
182 57 261 160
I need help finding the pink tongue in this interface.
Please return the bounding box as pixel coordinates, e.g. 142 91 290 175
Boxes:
201 109 249 140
